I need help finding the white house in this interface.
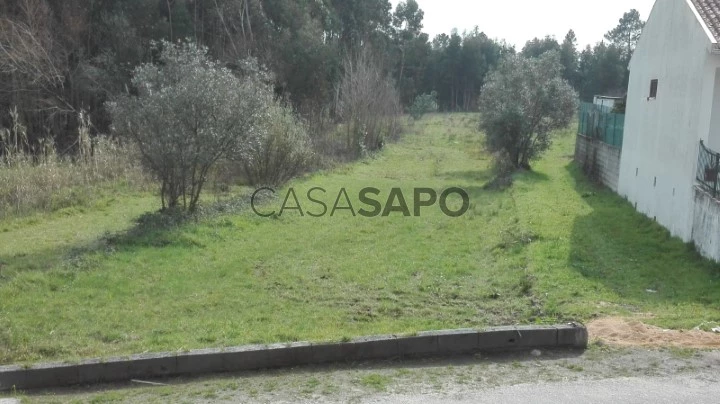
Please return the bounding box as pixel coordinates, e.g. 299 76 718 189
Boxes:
618 0 720 255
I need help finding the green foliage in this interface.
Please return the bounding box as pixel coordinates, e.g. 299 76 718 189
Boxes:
409 92 438 120
522 31 579 89
392 0 424 37
560 30 580 87
331 0 393 50
240 103 315 186
521 36 560 58
4 116 720 365
422 29 511 111
605 9 645 61
578 42 627 101
520 11 645 102
108 41 270 212
0 0 645 155
479 52 577 170
392 0 427 105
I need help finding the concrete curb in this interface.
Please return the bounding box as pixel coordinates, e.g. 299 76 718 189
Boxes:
0 323 587 391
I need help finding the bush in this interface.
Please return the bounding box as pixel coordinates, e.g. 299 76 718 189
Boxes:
479 51 577 170
409 92 438 120
336 49 402 157
240 103 314 186
108 41 270 212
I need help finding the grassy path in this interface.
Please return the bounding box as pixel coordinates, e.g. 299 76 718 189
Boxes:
1 114 719 365
513 136 720 329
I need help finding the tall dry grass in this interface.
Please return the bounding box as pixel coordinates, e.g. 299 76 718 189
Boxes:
0 109 149 219
0 139 149 219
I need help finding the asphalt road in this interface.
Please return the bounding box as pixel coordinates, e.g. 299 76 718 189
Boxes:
363 375 719 404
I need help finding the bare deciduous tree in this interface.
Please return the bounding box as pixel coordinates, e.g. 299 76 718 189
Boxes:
0 0 65 89
336 49 402 157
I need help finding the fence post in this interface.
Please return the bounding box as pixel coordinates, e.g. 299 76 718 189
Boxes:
712 153 720 198
578 108 581 134
613 114 618 146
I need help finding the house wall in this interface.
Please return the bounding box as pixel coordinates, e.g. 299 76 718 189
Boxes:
575 134 622 192
705 68 720 150
618 0 720 242
692 187 720 261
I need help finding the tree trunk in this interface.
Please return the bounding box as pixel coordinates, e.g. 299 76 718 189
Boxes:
166 0 173 41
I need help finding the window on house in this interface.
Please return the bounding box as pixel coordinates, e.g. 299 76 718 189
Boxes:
649 79 658 99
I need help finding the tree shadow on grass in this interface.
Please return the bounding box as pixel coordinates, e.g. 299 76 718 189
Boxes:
565 162 720 312
444 168 550 188
517 169 550 184
443 169 494 184
0 192 265 282
0 216 197 281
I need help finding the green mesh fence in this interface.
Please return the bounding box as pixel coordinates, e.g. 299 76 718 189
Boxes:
578 102 624 148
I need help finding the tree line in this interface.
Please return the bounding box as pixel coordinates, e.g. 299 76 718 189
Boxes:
0 0 645 151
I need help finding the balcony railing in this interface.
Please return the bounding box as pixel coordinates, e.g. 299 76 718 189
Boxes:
697 140 720 196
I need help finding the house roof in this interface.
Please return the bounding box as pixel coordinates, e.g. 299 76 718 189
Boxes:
691 0 720 42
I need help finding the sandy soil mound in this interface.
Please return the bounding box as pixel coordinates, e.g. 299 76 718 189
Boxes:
588 317 720 348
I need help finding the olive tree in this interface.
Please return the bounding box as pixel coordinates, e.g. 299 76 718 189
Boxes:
479 51 577 170
108 41 270 212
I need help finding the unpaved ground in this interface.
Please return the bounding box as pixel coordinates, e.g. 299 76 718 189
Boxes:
364 375 720 404
589 317 720 348
6 345 719 403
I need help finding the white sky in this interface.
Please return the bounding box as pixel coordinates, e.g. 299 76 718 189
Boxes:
390 0 657 49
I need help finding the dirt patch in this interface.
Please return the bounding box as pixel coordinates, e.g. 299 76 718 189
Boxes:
589 317 720 348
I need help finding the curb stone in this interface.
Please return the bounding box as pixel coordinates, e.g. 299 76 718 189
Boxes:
0 323 587 391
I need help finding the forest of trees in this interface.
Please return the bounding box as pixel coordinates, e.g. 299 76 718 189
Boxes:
0 0 645 151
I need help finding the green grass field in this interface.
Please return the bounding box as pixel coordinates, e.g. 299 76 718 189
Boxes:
2 113 720 365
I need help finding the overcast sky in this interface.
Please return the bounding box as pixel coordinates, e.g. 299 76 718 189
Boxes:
390 0 657 49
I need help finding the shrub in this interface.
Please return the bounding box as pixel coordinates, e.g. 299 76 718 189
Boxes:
409 92 438 120
479 51 577 170
336 49 402 157
108 41 270 212
240 103 314 186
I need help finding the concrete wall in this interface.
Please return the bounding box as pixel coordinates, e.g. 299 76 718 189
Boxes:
692 187 720 261
618 0 720 242
575 134 622 192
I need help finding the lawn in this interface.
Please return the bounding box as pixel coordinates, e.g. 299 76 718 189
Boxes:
1 113 720 365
